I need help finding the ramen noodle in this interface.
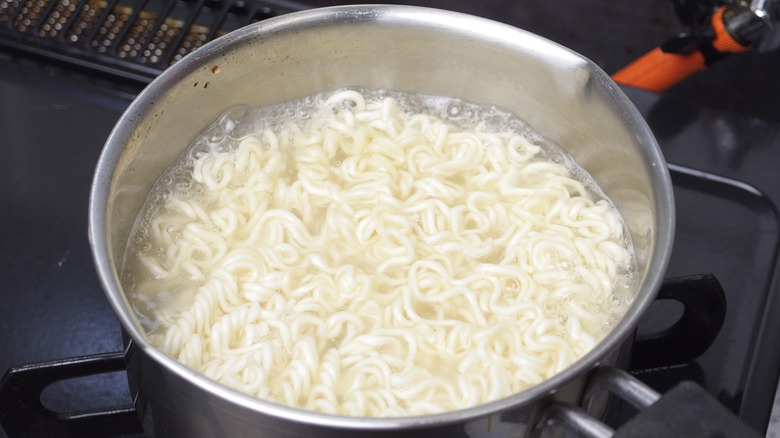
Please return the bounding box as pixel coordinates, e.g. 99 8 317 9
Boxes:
122 89 636 417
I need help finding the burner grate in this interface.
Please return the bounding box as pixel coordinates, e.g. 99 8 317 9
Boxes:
0 0 305 82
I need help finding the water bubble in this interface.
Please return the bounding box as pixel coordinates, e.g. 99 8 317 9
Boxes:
208 130 225 144
189 143 211 160
174 176 192 190
446 101 462 117
220 116 236 135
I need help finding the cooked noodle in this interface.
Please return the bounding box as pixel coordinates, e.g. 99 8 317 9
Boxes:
124 89 635 417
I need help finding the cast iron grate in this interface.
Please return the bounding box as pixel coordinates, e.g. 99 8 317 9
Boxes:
0 0 305 82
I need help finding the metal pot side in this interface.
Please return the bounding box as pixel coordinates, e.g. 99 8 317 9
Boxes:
89 5 674 437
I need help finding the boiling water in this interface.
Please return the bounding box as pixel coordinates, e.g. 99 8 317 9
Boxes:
120 88 638 416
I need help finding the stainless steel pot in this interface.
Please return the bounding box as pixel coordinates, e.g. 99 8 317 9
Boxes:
89 5 675 437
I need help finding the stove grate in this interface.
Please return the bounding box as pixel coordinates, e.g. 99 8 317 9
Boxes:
0 0 304 82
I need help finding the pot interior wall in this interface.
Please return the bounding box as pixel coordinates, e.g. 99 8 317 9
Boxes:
107 7 663 289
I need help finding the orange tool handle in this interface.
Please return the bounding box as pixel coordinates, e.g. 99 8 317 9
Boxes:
612 6 751 92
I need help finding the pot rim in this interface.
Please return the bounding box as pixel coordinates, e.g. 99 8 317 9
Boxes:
89 4 675 430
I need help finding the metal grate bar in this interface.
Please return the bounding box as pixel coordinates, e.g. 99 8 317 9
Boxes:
157 0 205 66
60 0 102 44
130 0 185 63
30 0 60 35
0 0 21 26
106 0 151 57
164 0 229 65
83 0 122 50
47 0 90 41
0 0 305 82
202 0 237 42
11 0 49 33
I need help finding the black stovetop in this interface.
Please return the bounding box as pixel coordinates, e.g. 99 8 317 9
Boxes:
1 1 779 437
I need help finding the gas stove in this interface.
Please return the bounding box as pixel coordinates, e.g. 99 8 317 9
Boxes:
1 1 779 437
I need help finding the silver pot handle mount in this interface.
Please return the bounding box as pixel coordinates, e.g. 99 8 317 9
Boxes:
533 362 763 438
533 358 761 438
